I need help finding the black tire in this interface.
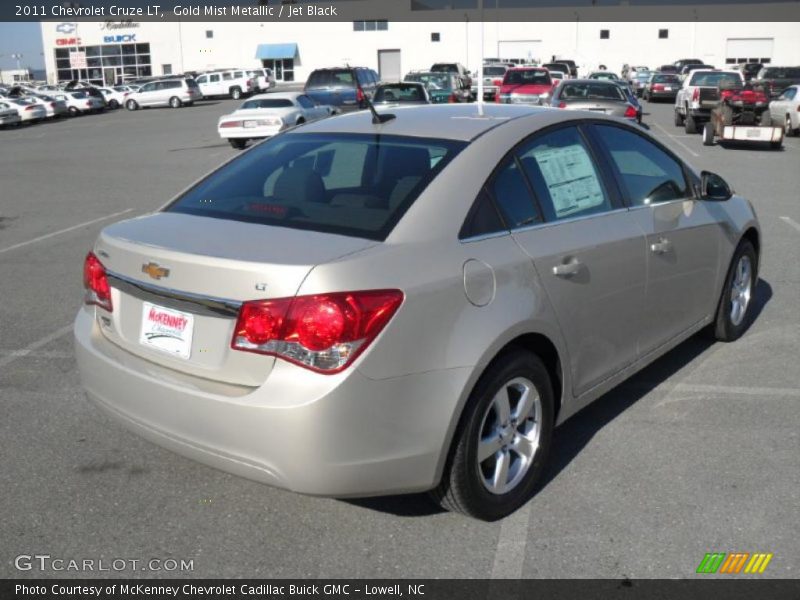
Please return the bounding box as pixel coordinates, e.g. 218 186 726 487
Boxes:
295 118 305 126
685 113 697 134
169 96 182 109
230 86 242 100
431 350 554 521
126 99 138 111
228 139 247 150
702 122 715 146
108 99 119 109
68 106 80 116
711 239 757 342
674 108 684 126
786 115 798 137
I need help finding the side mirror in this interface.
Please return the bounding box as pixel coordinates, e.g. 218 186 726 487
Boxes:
700 170 733 201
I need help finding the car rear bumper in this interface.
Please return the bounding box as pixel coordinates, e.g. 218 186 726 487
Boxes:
74 308 470 497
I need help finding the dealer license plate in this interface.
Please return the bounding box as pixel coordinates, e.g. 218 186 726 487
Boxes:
243 120 258 128
139 302 194 359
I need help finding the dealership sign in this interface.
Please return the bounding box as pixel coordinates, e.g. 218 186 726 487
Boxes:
56 37 82 46
56 22 77 34
101 20 140 30
69 51 87 69
103 34 136 43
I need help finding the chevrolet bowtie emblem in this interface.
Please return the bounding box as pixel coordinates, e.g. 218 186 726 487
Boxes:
142 262 170 280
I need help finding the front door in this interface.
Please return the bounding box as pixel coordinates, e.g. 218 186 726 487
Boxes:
588 122 722 355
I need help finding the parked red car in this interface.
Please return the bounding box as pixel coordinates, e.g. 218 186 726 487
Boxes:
496 67 555 106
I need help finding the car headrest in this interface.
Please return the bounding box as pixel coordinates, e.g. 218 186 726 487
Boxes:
273 166 326 204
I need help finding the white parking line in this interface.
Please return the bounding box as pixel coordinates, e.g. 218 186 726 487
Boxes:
0 208 133 255
0 325 73 370
491 502 532 578
653 123 699 157
780 216 800 234
0 350 72 360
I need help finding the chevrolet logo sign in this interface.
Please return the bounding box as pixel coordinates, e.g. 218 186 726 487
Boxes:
142 263 170 280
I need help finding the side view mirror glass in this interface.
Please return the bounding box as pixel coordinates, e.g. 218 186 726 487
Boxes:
701 170 733 201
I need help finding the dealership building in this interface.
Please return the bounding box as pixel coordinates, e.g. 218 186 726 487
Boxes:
39 2 800 86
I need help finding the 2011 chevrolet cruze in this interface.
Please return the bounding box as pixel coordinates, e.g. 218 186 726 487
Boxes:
75 104 760 520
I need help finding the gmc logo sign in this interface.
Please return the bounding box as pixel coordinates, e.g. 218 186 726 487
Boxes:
103 34 136 43
55 37 82 46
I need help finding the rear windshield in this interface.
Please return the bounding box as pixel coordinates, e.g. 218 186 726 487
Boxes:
483 66 507 77
561 82 626 101
543 64 569 73
240 98 294 109
374 84 425 102
589 72 619 80
186 79 199 90
504 70 551 85
689 72 740 87
652 74 680 83
760 67 800 78
306 70 354 89
405 72 452 90
166 133 467 241
431 64 457 73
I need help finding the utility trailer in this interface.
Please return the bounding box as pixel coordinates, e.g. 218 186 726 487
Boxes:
702 82 783 149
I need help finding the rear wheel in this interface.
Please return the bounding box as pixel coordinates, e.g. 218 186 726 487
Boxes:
108 99 119 109
68 106 80 116
230 86 242 100
674 108 684 126
785 115 797 137
126 99 138 111
228 139 247 150
711 239 757 342
702 122 715 146
685 113 697 134
169 96 182 108
431 350 554 521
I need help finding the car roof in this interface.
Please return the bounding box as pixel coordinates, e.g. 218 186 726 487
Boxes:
247 92 301 100
292 103 564 142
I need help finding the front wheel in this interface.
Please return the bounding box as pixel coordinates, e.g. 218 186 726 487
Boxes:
785 115 797 137
228 138 247 150
431 350 554 521
711 239 757 342
674 108 684 126
68 106 80 116
126 99 138 111
108 99 119 109
703 122 715 146
169 96 182 108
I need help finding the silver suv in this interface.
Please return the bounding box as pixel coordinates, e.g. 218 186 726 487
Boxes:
125 78 201 110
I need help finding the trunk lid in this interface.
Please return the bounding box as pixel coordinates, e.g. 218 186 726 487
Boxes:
92 212 376 386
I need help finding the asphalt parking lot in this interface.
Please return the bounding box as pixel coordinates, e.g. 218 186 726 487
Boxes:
1 99 798 579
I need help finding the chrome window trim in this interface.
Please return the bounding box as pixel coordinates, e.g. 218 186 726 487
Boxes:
107 271 242 318
511 207 631 233
459 229 511 244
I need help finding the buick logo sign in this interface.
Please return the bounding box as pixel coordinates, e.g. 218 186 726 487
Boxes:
56 23 77 34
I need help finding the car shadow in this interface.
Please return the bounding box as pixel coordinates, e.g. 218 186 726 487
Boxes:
717 141 786 152
342 278 772 519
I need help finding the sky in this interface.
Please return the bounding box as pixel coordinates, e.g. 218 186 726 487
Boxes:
0 22 45 71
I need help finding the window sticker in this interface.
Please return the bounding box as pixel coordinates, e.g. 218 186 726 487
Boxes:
533 145 605 218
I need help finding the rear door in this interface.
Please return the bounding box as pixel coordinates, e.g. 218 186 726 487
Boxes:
496 124 647 397
588 122 722 354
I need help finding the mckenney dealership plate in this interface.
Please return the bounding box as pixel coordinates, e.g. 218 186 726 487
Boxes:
139 302 194 359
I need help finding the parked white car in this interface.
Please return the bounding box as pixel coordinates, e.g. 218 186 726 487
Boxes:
57 91 105 115
195 70 256 100
30 93 69 118
6 98 47 122
217 92 336 149
246 68 276 93
768 84 800 137
125 78 201 110
97 87 128 109
0 101 22 127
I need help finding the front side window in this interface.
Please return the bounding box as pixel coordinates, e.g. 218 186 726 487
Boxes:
592 124 690 206
166 133 466 241
296 95 315 108
209 74 220 83
517 126 611 221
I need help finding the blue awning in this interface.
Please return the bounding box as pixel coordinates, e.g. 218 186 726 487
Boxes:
255 43 298 60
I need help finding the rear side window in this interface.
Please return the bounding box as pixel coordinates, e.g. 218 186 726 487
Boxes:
517 126 611 221
488 158 540 228
592 124 689 206
166 133 466 241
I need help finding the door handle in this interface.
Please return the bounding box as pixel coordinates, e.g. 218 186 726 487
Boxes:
650 238 672 254
552 260 581 277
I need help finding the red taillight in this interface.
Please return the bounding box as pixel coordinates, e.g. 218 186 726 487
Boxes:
624 105 637 119
220 120 242 128
25 106 35 111
356 87 365 103
50 102 56 108
692 88 700 102
652 84 664 91
448 93 457 103
495 93 501 103
231 290 404 373
83 252 112 311
492 78 502 86
86 101 92 107
558 101 567 108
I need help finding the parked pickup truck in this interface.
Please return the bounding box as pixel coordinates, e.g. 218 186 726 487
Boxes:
674 69 743 133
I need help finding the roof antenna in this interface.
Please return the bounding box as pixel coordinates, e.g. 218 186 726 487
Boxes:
476 0 484 116
349 64 395 124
